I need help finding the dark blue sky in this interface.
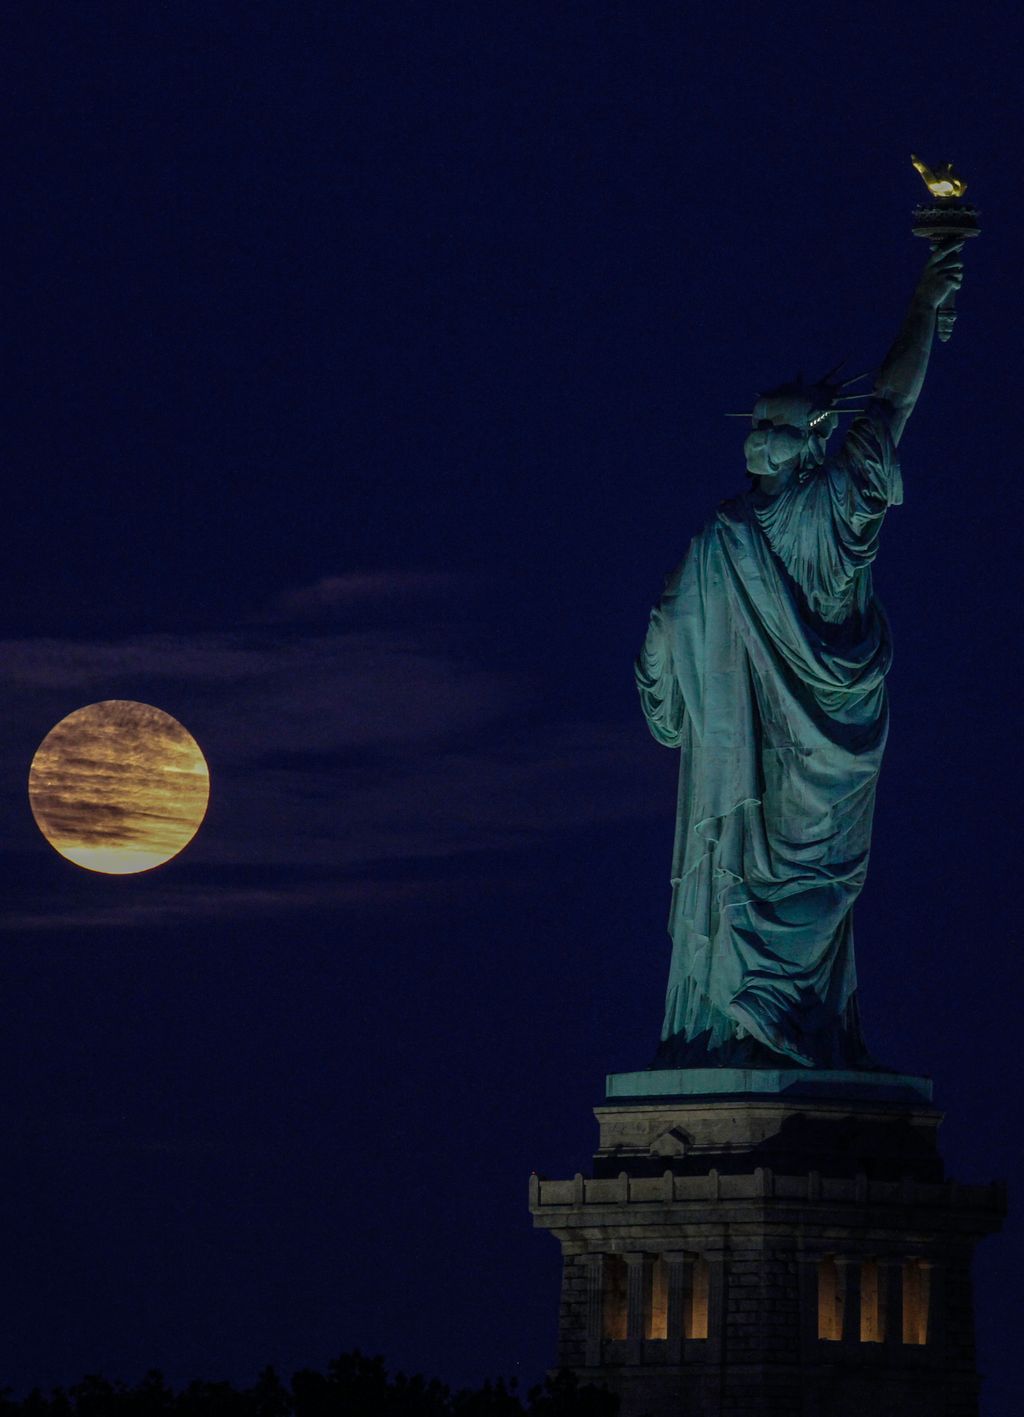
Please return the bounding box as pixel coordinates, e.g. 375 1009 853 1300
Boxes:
3 3 1021 1412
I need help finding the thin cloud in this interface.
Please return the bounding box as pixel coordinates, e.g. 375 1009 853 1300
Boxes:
0 573 669 928
268 571 461 621
0 876 445 932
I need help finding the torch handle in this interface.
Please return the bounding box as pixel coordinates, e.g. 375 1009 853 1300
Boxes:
927 233 964 343
936 281 957 343
912 211 980 345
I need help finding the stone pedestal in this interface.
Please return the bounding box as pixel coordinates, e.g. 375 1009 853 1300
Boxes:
529 1071 1004 1417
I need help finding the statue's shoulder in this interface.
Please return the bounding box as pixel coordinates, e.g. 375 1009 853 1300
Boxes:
667 492 758 575
713 489 757 530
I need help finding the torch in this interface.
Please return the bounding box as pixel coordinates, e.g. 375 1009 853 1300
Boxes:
911 154 979 343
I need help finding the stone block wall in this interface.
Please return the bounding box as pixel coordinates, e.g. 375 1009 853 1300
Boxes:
529 1124 1005 1417
556 1255 591 1369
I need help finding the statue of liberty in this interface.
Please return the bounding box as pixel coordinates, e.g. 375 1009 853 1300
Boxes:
636 238 964 1070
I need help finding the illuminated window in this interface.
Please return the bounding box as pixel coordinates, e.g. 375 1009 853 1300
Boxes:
686 1256 710 1340
817 1256 843 1340
646 1256 668 1339
602 1255 627 1339
860 1259 883 1342
902 1259 930 1345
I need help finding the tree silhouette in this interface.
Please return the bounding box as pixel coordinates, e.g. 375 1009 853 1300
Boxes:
0 1355 618 1417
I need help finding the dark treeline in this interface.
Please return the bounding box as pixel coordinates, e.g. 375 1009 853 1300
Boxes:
0 1353 619 1417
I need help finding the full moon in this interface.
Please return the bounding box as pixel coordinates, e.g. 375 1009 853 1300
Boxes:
29 700 210 874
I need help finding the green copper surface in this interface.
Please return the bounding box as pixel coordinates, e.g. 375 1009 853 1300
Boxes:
606 1068 933 1103
636 234 966 1073
637 410 900 1069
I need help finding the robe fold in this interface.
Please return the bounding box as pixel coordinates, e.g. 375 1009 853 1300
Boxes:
636 409 902 1068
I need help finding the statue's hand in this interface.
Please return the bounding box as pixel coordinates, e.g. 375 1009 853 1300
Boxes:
915 241 964 308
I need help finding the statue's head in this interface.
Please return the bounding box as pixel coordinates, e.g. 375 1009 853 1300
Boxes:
743 379 840 480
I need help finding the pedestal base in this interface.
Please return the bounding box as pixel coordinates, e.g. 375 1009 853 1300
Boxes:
607 1066 932 1103
530 1082 1004 1416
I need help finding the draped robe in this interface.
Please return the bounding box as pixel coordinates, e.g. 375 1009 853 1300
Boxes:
636 411 902 1068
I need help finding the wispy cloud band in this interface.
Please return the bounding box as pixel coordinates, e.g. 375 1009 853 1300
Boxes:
1 572 667 927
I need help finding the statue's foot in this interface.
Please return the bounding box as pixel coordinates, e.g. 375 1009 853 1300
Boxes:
729 996 814 1069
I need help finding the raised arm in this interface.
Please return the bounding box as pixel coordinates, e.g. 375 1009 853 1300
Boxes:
872 243 964 446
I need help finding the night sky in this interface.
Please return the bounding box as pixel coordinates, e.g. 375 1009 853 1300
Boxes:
4 4 1022 1412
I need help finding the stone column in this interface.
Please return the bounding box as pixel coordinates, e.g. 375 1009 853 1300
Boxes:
882 1256 903 1353
664 1252 690 1362
796 1251 820 1360
926 1258 945 1353
624 1252 647 1363
582 1253 603 1367
705 1249 726 1362
838 1255 860 1351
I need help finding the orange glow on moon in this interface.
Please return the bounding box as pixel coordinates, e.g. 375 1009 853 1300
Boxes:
28 700 210 874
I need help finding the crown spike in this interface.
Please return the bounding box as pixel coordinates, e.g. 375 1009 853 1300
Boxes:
724 408 866 419
818 357 848 386
840 368 875 389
